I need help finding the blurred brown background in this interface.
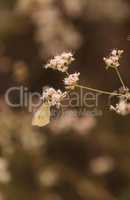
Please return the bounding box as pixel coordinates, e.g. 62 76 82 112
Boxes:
0 0 130 200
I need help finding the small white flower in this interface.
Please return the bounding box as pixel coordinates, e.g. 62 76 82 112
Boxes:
41 88 67 108
111 49 117 56
45 52 74 72
118 50 124 56
64 72 80 90
103 49 124 69
110 99 128 116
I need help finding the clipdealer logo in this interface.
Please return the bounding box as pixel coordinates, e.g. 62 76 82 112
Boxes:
5 86 103 116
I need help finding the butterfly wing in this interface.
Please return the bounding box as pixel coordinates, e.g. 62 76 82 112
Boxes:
32 102 50 127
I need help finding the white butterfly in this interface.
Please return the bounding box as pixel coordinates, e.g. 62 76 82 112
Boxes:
32 102 50 127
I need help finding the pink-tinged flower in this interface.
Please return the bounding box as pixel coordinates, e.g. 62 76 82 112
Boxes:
64 72 80 90
103 49 124 69
45 52 74 72
110 99 130 116
41 87 67 108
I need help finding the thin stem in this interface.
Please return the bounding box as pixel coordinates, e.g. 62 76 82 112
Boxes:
65 71 69 76
76 84 126 97
115 68 126 89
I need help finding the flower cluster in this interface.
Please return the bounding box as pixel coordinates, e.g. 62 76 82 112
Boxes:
110 98 130 115
110 87 130 115
45 52 74 72
64 72 80 90
103 49 124 69
42 52 80 108
41 88 67 108
110 99 130 116
34 49 130 128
